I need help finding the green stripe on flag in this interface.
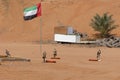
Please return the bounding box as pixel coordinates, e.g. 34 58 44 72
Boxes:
24 5 37 12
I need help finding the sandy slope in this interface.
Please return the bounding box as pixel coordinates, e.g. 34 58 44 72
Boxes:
0 0 120 42
0 43 120 80
0 1 120 80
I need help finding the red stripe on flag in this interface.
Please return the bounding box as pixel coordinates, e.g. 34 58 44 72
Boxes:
36 3 42 16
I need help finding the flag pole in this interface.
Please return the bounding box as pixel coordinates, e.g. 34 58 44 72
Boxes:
40 1 43 55
40 16 42 54
23 2 42 55
37 1 42 55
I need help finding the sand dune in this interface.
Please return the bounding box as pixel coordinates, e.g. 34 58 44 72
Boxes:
0 0 120 42
0 1 120 80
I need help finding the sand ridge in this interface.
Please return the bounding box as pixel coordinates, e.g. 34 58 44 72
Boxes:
0 0 120 42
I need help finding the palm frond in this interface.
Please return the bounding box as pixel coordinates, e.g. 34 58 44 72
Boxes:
90 13 119 38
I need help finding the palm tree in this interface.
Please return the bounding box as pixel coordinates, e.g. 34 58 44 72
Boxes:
90 13 118 38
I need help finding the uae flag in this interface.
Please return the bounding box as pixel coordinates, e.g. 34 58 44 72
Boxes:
23 3 41 20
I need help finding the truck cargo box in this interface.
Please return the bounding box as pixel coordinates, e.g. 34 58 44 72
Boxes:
54 34 80 43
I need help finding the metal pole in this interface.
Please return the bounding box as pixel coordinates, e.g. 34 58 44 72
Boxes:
40 1 43 54
40 16 42 54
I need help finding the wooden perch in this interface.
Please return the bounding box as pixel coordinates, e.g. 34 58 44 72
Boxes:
0 57 31 62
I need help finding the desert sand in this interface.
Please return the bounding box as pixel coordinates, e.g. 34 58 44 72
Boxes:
0 43 120 80
0 0 120 42
0 0 120 80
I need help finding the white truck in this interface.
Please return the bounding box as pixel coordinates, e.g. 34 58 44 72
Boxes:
54 34 80 43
